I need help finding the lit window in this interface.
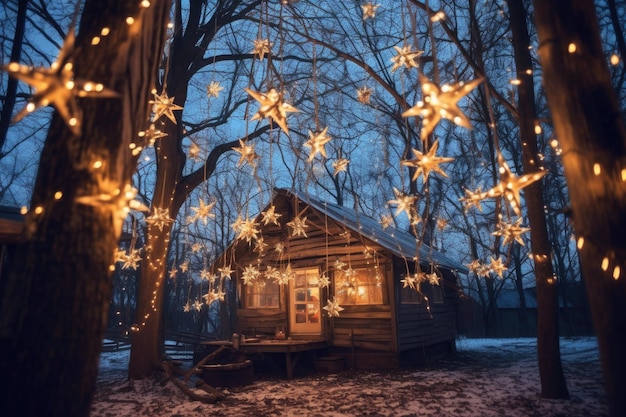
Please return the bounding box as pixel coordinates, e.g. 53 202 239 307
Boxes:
245 278 279 308
335 267 383 305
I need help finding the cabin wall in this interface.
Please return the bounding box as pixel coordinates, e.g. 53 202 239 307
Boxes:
393 258 458 355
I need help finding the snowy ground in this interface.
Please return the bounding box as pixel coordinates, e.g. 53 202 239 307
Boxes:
90 337 608 417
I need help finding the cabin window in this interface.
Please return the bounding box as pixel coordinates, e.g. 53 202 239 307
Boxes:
244 278 279 308
335 266 383 305
400 281 422 304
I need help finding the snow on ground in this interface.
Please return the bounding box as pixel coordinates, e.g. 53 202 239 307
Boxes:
90 337 608 417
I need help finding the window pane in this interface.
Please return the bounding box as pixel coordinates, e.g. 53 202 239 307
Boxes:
335 267 383 305
245 278 279 308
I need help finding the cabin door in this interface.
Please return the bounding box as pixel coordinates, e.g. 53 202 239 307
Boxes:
289 268 322 336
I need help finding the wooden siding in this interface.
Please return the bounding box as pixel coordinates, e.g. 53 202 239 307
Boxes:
392 258 457 352
331 304 394 351
236 308 286 336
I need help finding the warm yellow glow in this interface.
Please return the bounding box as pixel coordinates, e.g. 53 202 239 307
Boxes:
101 27 110 36
141 0 151 7
610 54 620 66
568 43 577 53
510 79 521 85
577 237 584 249
613 266 621 280
20 206 28 215
431 11 446 22
550 139 559 148
525 69 532 75
93 160 103 169
601 257 609 271
534 124 542 134
593 163 601 175
54 191 63 200
126 17 135 25
34 206 43 215
621 168 626 181
91 36 101 45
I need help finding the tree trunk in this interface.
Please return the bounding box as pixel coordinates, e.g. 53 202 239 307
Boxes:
0 2 171 416
508 0 569 399
533 1 626 415
0 0 28 154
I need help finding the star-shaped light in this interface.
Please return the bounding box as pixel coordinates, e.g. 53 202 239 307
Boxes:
235 217 260 243
387 187 417 218
437 218 448 231
287 216 308 237
492 218 530 246
318 273 331 288
402 74 483 141
261 205 282 225
401 274 418 290
188 142 202 161
356 86 372 104
254 236 268 255
193 300 203 312
489 256 507 278
390 45 423 72
332 158 350 176
233 139 259 168
113 248 127 263
274 242 285 253
200 269 213 281
459 186 485 213
150 89 183 124
141 123 167 146
207 81 223 98
275 266 295 285
168 267 178 279
466 259 482 274
304 127 332 161
252 38 273 60
426 271 440 286
334 260 346 270
121 248 142 270
191 242 203 253
361 3 380 20
190 199 216 225
323 297 344 317
1 27 117 135
179 261 189 273
146 207 173 232
484 159 548 217
183 301 191 312
264 266 281 282
241 264 260 285
246 88 298 134
218 265 234 280
401 139 455 183
379 214 393 229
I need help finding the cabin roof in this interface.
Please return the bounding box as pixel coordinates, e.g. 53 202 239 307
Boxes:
279 189 469 274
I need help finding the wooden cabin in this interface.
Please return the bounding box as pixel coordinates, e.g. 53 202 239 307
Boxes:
222 189 468 369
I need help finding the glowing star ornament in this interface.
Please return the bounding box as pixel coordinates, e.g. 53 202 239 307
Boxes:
332 158 350 176
188 142 202 161
460 186 485 213
141 123 167 146
323 297 344 317
252 38 273 60
122 248 142 270
467 259 482 274
246 88 298 134
402 74 484 141
241 264 260 285
207 81 223 98
1 27 118 135
218 265 234 280
304 127 332 161
168 267 178 279
261 205 282 226
190 199 216 225
492 218 530 246
361 3 380 20
233 139 259 168
235 218 260 243
379 214 393 229
357 86 372 104
150 89 183 124
388 187 417 218
183 302 191 313
146 207 173 232
426 272 440 286
200 269 213 281
318 273 331 288
489 256 507 278
179 261 189 273
485 158 548 217
254 237 268 255
191 242 203 253
390 45 423 72
401 139 454 183
287 216 308 237
264 266 281 281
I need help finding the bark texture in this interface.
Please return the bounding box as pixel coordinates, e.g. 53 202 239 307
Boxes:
0 2 171 416
533 1 626 415
508 0 569 399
